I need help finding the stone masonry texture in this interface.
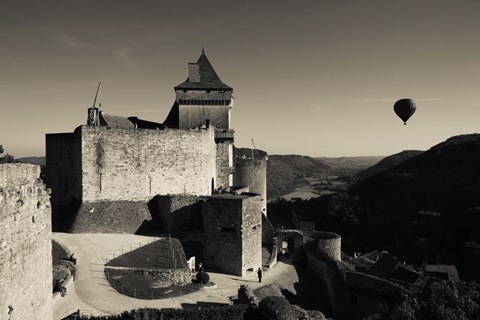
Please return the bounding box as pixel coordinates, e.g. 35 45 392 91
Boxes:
46 125 217 204
0 164 52 320
81 126 216 201
203 195 262 277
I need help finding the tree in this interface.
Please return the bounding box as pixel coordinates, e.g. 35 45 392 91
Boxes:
0 145 15 163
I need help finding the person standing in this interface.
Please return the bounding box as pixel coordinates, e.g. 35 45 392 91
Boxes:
257 267 263 283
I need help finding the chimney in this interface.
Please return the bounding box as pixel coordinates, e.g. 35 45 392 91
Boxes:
188 63 200 82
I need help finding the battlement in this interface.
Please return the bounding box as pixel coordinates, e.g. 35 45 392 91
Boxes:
0 163 41 187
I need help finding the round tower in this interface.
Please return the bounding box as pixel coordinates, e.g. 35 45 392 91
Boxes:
311 231 341 261
234 158 267 216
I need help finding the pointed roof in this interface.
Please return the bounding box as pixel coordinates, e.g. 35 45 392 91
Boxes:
175 51 232 91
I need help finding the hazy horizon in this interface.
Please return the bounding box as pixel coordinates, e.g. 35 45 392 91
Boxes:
2 0 480 158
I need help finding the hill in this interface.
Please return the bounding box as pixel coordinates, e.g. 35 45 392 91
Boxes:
350 134 480 213
17 156 46 166
348 134 480 278
235 148 331 199
316 156 384 176
356 150 423 179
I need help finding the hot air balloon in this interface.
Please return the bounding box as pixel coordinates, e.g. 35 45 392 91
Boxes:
394 98 416 125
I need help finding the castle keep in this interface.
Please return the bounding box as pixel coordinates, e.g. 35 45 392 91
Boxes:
46 51 266 276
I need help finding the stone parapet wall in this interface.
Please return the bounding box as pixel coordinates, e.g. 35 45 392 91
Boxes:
0 164 52 320
345 271 408 299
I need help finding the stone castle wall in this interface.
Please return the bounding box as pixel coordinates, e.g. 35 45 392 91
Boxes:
66 125 216 201
0 164 52 320
241 195 262 274
216 142 233 188
178 105 231 130
203 194 262 277
203 195 243 275
154 195 204 235
45 132 82 206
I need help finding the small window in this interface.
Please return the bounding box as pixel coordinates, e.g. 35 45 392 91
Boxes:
183 89 187 92
206 90 211 93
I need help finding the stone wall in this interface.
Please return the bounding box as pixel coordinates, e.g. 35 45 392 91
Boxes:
216 141 233 188
0 164 52 320
46 125 217 203
241 195 262 275
69 200 152 233
203 194 262 277
45 132 82 206
154 195 204 235
178 104 230 130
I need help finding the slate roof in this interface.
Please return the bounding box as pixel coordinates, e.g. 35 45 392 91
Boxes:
128 117 165 130
99 113 135 129
175 51 232 91
367 252 401 279
390 266 421 284
162 101 179 128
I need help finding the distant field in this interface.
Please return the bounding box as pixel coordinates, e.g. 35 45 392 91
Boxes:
316 156 384 171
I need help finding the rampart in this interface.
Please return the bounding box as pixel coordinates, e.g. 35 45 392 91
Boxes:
0 164 52 320
81 126 216 201
46 125 217 204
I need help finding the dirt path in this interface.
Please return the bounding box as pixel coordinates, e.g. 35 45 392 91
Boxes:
52 233 297 319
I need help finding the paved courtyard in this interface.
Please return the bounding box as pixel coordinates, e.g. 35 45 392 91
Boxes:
53 233 298 320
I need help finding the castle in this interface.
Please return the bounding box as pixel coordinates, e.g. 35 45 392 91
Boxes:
46 51 267 277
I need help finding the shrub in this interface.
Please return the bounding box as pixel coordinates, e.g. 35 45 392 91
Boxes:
52 265 70 292
196 271 210 284
80 305 250 320
259 296 293 320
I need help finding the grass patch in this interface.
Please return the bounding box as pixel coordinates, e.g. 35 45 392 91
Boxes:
106 268 201 299
104 237 197 299
106 238 188 269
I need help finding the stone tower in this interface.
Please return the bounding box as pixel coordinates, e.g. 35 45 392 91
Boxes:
166 50 235 188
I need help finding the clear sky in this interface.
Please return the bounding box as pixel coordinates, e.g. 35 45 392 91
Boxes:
1 0 480 157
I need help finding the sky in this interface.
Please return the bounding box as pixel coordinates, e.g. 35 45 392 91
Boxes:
1 0 480 157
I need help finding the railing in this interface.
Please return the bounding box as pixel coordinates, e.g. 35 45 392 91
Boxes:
215 129 235 140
